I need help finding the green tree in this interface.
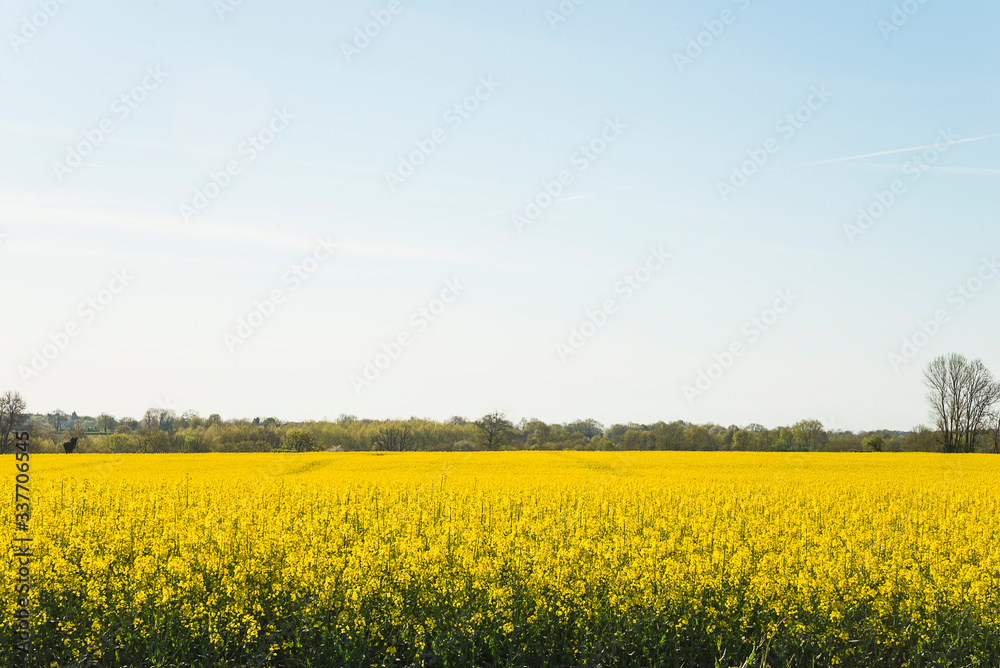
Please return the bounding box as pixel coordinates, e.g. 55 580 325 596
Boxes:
178 410 201 429
475 412 513 450
284 428 319 452
825 432 862 452
134 427 166 454
752 428 772 451
774 427 794 451
525 420 552 448
565 418 603 439
621 428 649 450
650 422 684 450
685 425 713 451
721 425 738 449
605 423 629 442
732 429 751 451
96 413 117 434
792 419 826 451
904 425 937 452
107 434 132 454
864 434 884 453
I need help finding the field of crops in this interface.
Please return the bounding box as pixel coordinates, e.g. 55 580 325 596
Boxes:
3 452 1000 667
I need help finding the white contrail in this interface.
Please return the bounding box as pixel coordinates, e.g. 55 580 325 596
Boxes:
834 163 1000 175
815 133 1000 165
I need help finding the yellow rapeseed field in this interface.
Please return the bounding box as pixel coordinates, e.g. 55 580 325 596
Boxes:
3 452 1000 667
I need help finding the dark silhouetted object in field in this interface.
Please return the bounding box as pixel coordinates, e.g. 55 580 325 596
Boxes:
63 437 79 454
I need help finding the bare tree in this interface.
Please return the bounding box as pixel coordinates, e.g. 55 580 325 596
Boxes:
143 407 177 432
372 425 414 451
0 391 27 455
924 354 1000 453
475 411 513 450
988 411 1000 455
925 355 961 452
51 409 68 432
960 358 1000 452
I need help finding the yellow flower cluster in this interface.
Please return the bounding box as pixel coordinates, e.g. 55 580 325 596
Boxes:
2 452 999 667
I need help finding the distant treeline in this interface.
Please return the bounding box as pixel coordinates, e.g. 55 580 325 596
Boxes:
20 409 961 454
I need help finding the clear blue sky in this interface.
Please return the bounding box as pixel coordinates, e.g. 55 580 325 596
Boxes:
1 0 997 431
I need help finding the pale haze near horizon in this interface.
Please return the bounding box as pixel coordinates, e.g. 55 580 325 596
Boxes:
1 0 998 432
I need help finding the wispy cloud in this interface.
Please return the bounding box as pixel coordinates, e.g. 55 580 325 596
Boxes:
452 185 635 225
0 189 494 272
824 162 1000 176
556 185 635 204
339 240 479 265
814 133 1000 166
